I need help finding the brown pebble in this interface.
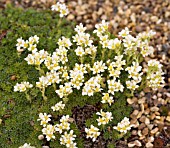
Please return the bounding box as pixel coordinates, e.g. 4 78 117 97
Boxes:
147 124 154 130
142 127 149 136
67 14 75 20
132 130 137 135
140 116 146 123
151 127 159 135
150 114 156 120
138 123 146 130
11 75 17 81
150 107 159 112
145 117 150 125
130 110 139 118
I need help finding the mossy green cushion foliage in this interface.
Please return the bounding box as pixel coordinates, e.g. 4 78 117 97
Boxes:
0 5 132 148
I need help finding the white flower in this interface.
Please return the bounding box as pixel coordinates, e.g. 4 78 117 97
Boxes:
19 143 35 148
14 82 33 92
107 79 124 95
118 27 130 37
55 82 73 98
91 61 107 74
96 110 113 126
75 23 86 34
85 125 100 142
113 117 132 134
58 36 72 49
37 113 52 127
101 93 114 105
51 2 69 17
75 46 85 57
60 130 77 147
42 124 55 141
51 101 65 112
93 20 109 37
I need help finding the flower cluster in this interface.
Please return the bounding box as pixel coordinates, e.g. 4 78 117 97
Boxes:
96 110 113 126
107 78 124 95
70 63 87 90
107 55 126 78
82 75 103 96
25 49 48 65
16 35 39 53
119 27 156 57
113 117 132 134
51 101 65 112
55 82 73 99
42 124 56 141
55 115 70 134
14 82 33 92
93 20 109 38
38 111 77 146
91 61 107 74
51 2 69 17
125 62 143 91
147 60 164 90
19 143 35 148
101 93 114 106
60 130 77 148
37 113 52 127
85 125 100 142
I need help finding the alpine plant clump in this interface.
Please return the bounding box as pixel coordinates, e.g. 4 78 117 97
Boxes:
15 2 164 147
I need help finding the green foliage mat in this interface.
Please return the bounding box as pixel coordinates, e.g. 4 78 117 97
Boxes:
0 5 132 148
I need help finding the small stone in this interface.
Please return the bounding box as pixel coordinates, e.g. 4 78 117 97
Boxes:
133 121 139 128
139 135 145 140
152 95 157 99
142 127 149 136
127 98 134 104
144 108 150 115
132 130 137 135
68 117 74 123
137 111 143 119
148 136 155 143
130 118 137 124
38 135 44 140
128 143 135 147
138 97 146 104
130 110 139 118
146 142 153 148
145 117 150 125
138 130 142 137
42 146 49 148
150 16 158 22
140 116 146 123
67 14 75 20
147 124 154 130
151 127 159 135
155 116 161 119
138 123 146 130
155 112 160 116
166 116 170 122
11 75 17 81
128 140 142 147
157 93 162 98
150 114 156 120
150 107 159 112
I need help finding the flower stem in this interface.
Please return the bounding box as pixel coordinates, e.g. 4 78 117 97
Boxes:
42 87 47 101
101 48 106 61
36 65 45 75
25 91 32 102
